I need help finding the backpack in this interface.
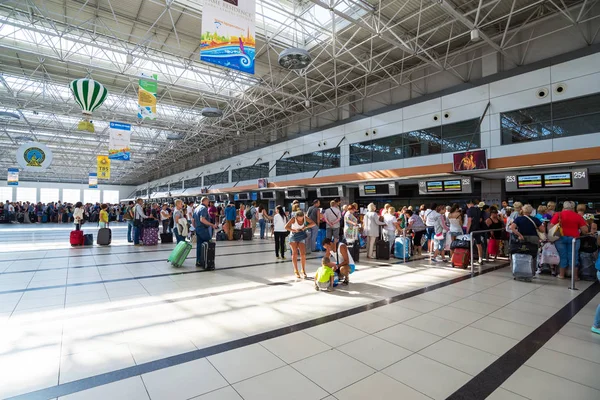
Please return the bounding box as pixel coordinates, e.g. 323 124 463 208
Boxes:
245 208 253 220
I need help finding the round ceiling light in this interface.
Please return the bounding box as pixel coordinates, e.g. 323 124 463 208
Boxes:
278 48 311 70
201 107 223 118
0 111 20 121
145 149 159 155
133 159 144 164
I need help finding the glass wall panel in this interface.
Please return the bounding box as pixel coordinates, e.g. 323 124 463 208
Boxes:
0 187 13 202
62 189 81 204
204 172 229 186
184 177 202 189
40 188 59 204
83 189 101 204
232 162 270 182
103 190 119 204
16 187 36 203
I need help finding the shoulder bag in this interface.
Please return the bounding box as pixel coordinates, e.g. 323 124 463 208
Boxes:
548 212 562 242
525 216 547 241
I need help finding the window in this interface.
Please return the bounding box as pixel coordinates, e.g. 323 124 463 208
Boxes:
157 185 169 192
103 190 119 204
232 162 270 182
276 148 341 176
16 187 36 203
62 189 80 204
501 92 600 144
349 119 479 165
0 187 13 202
40 188 59 204
204 171 229 186
170 181 183 190
184 177 202 189
83 189 101 204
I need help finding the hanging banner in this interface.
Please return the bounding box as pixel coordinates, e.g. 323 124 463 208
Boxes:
7 168 18 186
200 0 256 74
16 142 53 171
138 73 157 120
89 173 98 188
97 155 111 180
108 122 132 160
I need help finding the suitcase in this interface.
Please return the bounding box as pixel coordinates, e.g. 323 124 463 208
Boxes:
160 233 173 243
83 234 94 246
143 219 160 228
315 229 326 251
168 241 192 268
42 215 48 223
451 248 470 269
510 241 538 257
375 238 390 260
97 228 112 245
487 238 500 257
512 253 533 281
579 252 597 281
70 230 84 246
349 240 360 262
242 228 252 241
142 227 159 245
233 229 242 240
201 241 216 270
216 230 227 241
394 236 411 260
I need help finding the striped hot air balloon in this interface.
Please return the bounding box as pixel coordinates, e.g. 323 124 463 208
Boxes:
69 78 108 132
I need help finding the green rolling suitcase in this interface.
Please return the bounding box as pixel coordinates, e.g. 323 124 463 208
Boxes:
168 240 192 268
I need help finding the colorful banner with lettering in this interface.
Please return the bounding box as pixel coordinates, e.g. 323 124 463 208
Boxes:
89 173 98 188
138 73 157 120
108 122 131 160
7 168 18 186
97 155 110 180
200 0 256 74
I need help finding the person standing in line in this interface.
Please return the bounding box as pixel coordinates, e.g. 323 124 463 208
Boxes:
364 203 386 258
466 199 484 265
73 202 84 231
224 201 237 240
273 205 288 259
257 204 271 239
424 203 438 255
133 198 152 246
123 201 135 243
160 204 171 234
549 201 588 279
344 204 359 243
208 200 218 239
99 204 109 229
323 200 341 243
186 201 194 223
250 201 258 236
172 199 187 243
383 207 401 256
193 197 218 269
306 199 321 252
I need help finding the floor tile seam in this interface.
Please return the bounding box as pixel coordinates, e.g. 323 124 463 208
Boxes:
378 367 437 400
8 273 34 319
539 337 600 366
193 358 235 398
0 248 274 275
333 333 415 371
286 354 359 397
519 363 600 392
414 349 480 377
424 307 488 328
5 264 510 400
0 256 323 295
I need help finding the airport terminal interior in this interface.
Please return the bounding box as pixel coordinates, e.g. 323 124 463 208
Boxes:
1 0 600 399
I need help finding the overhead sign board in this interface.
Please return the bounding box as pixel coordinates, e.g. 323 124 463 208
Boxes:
418 177 473 195
505 168 588 191
359 182 398 197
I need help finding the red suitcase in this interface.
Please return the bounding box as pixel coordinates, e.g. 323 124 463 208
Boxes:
451 248 470 269
70 230 84 246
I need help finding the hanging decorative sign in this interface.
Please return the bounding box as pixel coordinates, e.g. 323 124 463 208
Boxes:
16 142 53 171
108 122 132 160
89 173 98 188
200 0 256 74
97 155 111 180
70 78 108 133
7 168 18 186
138 73 158 120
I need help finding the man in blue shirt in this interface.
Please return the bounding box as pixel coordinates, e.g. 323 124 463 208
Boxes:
193 197 218 268
224 201 237 241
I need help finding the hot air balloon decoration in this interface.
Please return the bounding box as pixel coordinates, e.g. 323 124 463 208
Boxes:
69 78 108 132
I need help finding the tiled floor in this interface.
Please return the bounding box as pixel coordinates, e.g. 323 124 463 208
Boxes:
0 223 598 400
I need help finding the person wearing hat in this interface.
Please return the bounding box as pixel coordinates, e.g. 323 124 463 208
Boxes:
583 213 598 235
224 201 237 240
306 199 321 252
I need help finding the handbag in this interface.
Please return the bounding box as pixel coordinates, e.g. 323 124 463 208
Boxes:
525 216 547 241
548 213 562 242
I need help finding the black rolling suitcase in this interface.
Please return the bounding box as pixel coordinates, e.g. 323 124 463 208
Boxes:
160 233 173 243
376 238 390 260
349 240 360 262
242 228 252 240
201 241 216 270
233 229 242 240
97 228 112 245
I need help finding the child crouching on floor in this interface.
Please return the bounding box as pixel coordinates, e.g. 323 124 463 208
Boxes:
315 256 335 292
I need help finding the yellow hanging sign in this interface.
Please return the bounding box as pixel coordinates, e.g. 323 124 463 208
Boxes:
97 155 111 180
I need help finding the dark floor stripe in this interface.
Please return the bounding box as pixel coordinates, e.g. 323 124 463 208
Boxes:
7 262 510 400
0 256 323 295
0 248 273 275
447 281 600 400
